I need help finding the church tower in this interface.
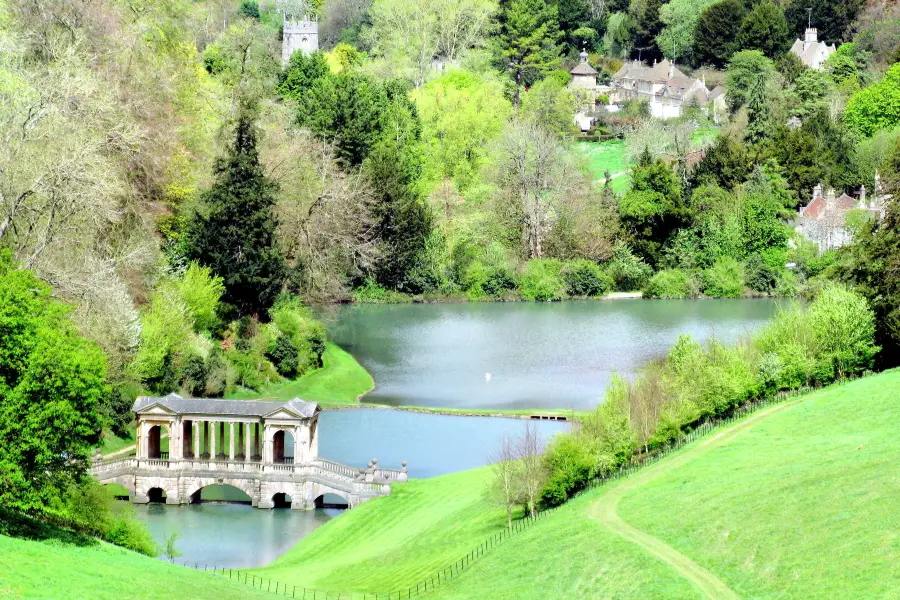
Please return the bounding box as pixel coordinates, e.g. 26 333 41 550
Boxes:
282 14 318 65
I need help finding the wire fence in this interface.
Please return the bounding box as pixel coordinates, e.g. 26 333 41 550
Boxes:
181 377 860 598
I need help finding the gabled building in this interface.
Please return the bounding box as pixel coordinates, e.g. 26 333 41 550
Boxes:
608 59 711 120
789 28 835 70
796 178 890 252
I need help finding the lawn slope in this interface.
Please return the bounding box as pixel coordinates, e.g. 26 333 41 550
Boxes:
0 535 265 600
260 370 900 599
230 342 374 406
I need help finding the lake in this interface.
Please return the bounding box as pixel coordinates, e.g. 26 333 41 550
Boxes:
136 408 568 568
324 299 787 411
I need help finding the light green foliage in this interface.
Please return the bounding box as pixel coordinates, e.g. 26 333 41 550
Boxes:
561 260 613 297
540 431 601 505
130 283 195 391
643 269 699 299
740 164 791 257
667 184 744 270
462 242 518 299
844 63 900 137
519 259 567 301
700 256 744 297
177 262 224 332
0 252 107 512
413 70 511 194
807 283 879 378
656 0 717 62
791 68 832 118
604 242 653 291
352 279 414 303
824 43 866 93
519 76 576 135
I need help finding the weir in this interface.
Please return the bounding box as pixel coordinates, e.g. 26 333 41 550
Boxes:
90 394 407 510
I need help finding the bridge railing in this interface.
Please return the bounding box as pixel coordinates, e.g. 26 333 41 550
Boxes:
312 458 358 478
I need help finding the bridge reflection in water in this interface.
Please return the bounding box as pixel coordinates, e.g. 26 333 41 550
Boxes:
90 394 407 510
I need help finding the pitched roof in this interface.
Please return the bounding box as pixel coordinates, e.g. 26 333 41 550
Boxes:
133 393 319 419
789 38 836 67
801 193 859 219
570 61 598 76
708 85 725 101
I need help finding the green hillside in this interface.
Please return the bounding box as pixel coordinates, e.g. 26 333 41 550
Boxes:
251 370 900 599
0 535 267 600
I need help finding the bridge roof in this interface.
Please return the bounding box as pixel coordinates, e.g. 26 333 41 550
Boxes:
132 393 319 419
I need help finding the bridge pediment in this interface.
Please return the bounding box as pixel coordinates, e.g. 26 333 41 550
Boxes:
262 407 305 420
137 402 177 416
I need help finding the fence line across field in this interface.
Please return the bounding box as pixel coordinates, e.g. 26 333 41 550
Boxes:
178 380 852 598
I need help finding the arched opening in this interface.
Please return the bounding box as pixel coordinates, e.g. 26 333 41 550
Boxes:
188 484 252 505
272 492 292 508
146 425 169 459
314 493 349 509
273 430 295 464
147 487 167 503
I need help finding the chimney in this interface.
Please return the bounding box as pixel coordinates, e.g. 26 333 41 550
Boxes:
812 183 823 202
668 60 674 79
804 28 817 51
858 185 867 209
825 187 837 212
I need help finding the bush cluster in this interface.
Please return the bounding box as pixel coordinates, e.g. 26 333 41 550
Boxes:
540 283 878 506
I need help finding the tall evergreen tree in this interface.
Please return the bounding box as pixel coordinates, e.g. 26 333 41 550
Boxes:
738 0 792 60
186 108 285 317
629 0 666 60
692 0 746 68
495 0 563 110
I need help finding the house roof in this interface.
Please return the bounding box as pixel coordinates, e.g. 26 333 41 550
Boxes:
133 393 319 419
790 39 836 67
708 85 725 101
570 61 598 76
801 193 858 219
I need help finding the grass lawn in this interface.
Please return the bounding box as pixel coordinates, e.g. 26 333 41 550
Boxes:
98 428 135 455
577 139 630 193
226 342 373 407
0 535 266 600
259 370 900 599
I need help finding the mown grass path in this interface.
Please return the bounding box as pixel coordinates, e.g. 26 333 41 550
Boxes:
589 400 804 600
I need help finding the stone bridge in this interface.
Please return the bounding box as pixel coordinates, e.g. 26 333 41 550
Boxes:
90 393 407 509
90 455 405 509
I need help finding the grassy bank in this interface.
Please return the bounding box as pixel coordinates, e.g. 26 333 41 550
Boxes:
0 535 266 600
229 342 374 406
253 370 900 599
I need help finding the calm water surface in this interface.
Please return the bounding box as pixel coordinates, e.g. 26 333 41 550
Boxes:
325 299 786 410
136 409 567 567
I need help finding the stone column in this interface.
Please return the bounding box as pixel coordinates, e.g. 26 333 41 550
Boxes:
210 420 216 459
193 421 199 459
141 421 149 459
135 419 142 459
229 422 235 461
293 426 301 465
245 423 251 461
219 422 225 458
170 418 179 460
264 425 272 464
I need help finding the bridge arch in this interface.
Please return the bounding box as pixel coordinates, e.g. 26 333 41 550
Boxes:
184 478 258 505
146 424 170 459
273 429 294 463
314 491 350 508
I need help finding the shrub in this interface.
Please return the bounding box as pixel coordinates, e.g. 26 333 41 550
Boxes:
269 295 326 374
353 279 413 303
604 243 652 291
745 254 779 293
61 482 157 556
268 335 299 377
643 269 699 299
807 283 878 378
562 260 613 297
700 257 745 297
540 433 599 506
177 262 225 332
519 259 567 301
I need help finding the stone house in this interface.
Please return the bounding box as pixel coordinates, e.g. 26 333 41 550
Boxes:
608 59 711 120
789 28 835 70
795 178 889 252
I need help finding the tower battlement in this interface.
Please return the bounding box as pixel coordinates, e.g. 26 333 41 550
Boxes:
282 15 319 64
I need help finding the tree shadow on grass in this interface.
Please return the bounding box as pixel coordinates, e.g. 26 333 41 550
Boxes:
0 508 98 548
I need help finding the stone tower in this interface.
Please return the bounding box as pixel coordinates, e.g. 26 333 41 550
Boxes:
282 15 318 65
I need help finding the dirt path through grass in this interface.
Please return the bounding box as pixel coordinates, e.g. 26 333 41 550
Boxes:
589 399 805 599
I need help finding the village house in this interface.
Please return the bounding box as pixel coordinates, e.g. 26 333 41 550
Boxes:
790 28 835 70
795 176 890 252
608 59 711 120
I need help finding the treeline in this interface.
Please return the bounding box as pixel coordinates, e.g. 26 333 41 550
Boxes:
538 283 878 506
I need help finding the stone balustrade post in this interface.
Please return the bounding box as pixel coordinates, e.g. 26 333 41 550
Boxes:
193 421 199 459
229 422 235 461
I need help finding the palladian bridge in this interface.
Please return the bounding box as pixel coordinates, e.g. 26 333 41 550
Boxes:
90 393 407 510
